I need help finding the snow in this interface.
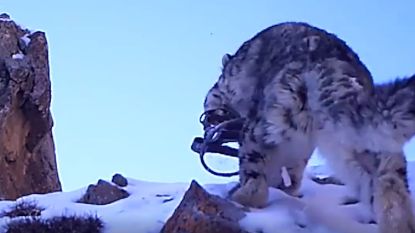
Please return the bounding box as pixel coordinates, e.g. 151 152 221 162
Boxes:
1 162 415 233
11 53 24 60
20 34 31 46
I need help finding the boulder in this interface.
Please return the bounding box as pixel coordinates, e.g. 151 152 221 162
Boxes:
161 180 248 233
78 179 129 205
111 173 128 187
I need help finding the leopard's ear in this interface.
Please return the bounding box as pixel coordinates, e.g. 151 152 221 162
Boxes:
222 53 232 67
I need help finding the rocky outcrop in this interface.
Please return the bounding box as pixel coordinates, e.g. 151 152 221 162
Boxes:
161 180 249 233
0 13 61 200
77 179 130 205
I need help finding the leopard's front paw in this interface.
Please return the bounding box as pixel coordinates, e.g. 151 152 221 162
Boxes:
230 178 269 208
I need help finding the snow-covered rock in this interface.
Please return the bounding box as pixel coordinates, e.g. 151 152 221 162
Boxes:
0 161 402 233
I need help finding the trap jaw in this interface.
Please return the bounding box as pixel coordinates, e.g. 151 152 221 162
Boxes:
191 108 244 177
191 108 295 189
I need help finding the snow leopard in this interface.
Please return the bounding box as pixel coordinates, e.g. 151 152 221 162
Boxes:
202 21 415 233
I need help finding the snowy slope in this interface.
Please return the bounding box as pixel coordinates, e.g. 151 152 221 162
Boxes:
2 162 415 233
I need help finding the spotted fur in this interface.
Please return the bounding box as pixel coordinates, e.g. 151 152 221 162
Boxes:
203 21 415 232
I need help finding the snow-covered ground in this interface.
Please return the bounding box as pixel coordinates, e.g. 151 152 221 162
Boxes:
2 161 415 233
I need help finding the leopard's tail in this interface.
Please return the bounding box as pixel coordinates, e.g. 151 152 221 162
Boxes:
368 75 415 233
374 151 415 233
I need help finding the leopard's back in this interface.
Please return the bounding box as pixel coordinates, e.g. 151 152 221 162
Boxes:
205 22 374 128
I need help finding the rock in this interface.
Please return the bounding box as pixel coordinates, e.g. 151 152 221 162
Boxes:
311 176 345 185
0 13 61 200
111 173 128 187
160 180 248 233
0 13 10 19
77 179 129 205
